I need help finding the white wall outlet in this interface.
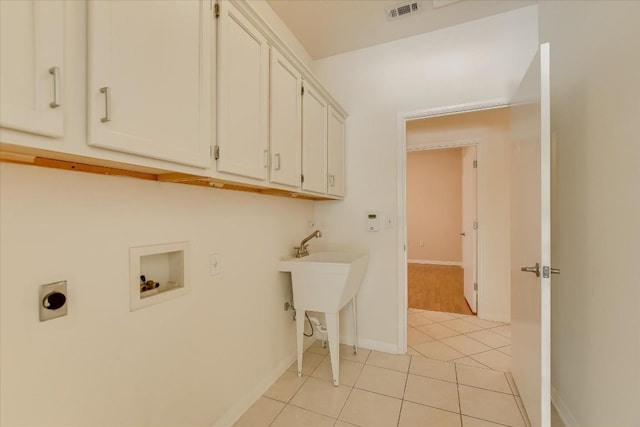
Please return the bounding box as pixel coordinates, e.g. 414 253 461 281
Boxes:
209 254 220 276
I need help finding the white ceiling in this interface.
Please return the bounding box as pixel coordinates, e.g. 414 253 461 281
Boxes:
266 0 536 59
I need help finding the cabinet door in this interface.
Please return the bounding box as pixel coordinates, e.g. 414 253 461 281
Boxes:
0 0 64 137
327 106 345 197
217 1 269 180
269 49 302 188
301 83 328 194
87 0 211 168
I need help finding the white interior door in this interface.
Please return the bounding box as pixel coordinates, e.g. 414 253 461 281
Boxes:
461 145 478 313
510 43 552 427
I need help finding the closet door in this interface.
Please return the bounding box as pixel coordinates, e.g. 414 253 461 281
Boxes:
301 83 328 194
87 0 211 167
269 49 302 188
0 0 64 137
216 1 269 180
327 106 345 197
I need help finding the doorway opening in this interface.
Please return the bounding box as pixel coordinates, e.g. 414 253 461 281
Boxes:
396 101 513 353
405 144 478 316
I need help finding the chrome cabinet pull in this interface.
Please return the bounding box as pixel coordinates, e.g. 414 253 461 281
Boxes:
100 87 111 123
328 174 335 187
274 153 281 171
49 67 61 108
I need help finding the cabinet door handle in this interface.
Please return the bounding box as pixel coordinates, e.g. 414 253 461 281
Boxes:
100 87 111 123
274 153 281 171
328 174 335 187
49 66 61 108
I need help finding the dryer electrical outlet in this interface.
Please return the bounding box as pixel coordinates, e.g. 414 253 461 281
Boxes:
39 280 68 321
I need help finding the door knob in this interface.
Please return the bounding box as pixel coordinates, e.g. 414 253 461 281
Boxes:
521 263 540 277
521 263 561 278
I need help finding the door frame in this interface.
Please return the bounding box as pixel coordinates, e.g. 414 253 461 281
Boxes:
396 98 509 352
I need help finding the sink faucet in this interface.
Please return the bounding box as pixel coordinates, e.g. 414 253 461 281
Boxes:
294 230 322 258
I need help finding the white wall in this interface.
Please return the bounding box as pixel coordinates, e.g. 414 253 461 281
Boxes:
539 2 640 425
0 1 319 425
0 163 313 426
312 6 538 349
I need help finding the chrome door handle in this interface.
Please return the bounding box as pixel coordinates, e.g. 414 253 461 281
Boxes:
100 87 111 123
49 66 61 108
521 263 540 277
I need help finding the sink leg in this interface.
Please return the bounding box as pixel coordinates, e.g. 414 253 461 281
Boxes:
296 307 306 378
326 312 340 386
352 296 358 355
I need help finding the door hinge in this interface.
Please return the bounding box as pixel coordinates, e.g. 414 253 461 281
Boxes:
301 174 305 183
474 282 478 291
301 86 305 96
473 160 478 168
473 221 478 230
214 2 220 18
213 145 220 160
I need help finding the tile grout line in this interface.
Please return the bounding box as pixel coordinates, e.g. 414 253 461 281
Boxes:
334 345 371 426
454 362 463 427
263 396 288 427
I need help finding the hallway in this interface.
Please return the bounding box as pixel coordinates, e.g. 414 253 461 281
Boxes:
408 264 473 315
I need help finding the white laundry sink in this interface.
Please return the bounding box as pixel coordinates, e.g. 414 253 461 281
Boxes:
279 251 368 313
279 251 368 386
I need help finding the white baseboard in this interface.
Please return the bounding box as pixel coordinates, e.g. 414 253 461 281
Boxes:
408 259 462 266
477 311 510 324
551 385 580 427
356 337 404 354
212 339 314 427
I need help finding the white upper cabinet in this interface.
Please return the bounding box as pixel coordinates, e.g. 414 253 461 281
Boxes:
327 106 345 197
269 49 302 188
0 0 64 137
87 0 211 168
216 1 269 180
301 82 328 194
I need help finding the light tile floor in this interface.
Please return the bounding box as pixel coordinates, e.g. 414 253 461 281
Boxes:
235 308 565 427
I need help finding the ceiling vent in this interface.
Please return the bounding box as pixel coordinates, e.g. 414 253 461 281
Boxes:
386 1 422 21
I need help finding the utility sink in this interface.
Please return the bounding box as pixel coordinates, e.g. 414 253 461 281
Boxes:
279 251 368 313
279 251 368 386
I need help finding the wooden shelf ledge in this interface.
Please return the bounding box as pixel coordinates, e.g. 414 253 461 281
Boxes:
0 144 338 201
